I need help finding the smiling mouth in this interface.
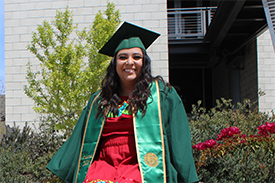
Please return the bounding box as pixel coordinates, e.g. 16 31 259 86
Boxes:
124 69 136 73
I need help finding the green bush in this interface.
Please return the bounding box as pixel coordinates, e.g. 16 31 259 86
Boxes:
190 98 275 182
0 124 64 182
0 148 31 182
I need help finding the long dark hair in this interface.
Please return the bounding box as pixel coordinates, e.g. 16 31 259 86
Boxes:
97 49 163 118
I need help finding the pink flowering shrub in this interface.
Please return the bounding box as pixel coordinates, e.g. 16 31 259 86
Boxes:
192 139 218 151
189 98 275 182
216 126 241 140
258 122 275 136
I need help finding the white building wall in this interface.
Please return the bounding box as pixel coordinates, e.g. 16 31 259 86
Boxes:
5 0 168 127
257 29 275 113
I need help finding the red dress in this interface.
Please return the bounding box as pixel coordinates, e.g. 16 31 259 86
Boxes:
83 97 141 183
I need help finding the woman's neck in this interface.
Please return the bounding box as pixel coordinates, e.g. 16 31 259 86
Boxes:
119 82 135 96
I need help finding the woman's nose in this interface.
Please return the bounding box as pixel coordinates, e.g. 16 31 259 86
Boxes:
126 57 134 64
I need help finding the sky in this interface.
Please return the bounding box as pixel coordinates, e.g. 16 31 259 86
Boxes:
0 1 4 84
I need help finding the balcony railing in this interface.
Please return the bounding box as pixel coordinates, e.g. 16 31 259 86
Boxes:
168 7 217 40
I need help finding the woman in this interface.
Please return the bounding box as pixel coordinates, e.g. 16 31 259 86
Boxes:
47 22 199 183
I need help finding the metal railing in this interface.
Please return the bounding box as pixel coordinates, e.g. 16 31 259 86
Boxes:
168 7 217 40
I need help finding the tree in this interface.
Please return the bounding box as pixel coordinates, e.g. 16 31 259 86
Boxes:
0 79 4 117
0 79 5 135
24 3 121 136
0 79 4 95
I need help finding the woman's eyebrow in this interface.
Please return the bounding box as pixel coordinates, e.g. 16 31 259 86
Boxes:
133 53 143 55
117 52 143 56
117 53 127 56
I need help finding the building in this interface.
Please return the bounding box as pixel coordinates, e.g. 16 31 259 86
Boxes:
4 0 275 128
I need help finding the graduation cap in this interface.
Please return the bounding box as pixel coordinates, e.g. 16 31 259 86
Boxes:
99 21 160 57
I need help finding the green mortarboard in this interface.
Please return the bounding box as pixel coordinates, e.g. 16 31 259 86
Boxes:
99 21 160 57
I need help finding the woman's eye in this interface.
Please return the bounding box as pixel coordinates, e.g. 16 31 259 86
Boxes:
133 56 142 60
118 56 127 60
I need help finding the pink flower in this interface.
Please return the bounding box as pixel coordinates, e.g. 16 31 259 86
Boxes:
205 139 217 147
265 122 275 133
192 139 218 151
216 126 241 141
257 122 275 136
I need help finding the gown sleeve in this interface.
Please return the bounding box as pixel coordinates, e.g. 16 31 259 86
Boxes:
161 84 199 183
46 93 96 182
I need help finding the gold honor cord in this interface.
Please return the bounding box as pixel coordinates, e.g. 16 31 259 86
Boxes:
133 113 145 183
74 92 101 183
74 80 166 182
156 80 167 183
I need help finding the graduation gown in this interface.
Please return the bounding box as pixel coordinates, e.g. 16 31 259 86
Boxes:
47 80 199 183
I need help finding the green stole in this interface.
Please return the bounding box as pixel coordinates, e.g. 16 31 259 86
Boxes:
74 80 166 183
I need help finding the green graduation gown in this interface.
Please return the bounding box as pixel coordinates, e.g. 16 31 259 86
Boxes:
47 80 199 183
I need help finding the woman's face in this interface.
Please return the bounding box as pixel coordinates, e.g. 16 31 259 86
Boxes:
116 47 143 86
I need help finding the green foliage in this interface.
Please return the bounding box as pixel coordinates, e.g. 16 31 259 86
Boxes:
0 124 64 182
79 2 121 96
190 98 272 144
24 3 121 136
0 79 4 132
194 135 275 182
190 98 275 182
0 122 4 141
0 148 31 182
